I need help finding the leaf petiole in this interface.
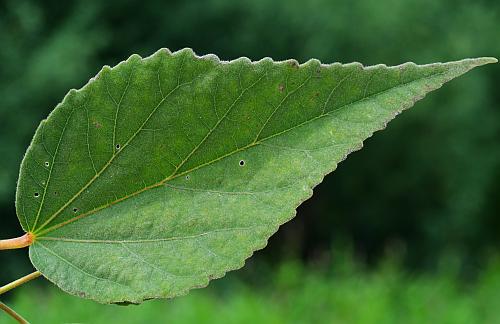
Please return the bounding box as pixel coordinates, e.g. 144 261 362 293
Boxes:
0 233 34 250
0 271 40 323
0 271 42 296
0 301 29 324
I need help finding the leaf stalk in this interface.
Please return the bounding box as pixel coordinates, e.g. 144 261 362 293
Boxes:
0 233 34 250
0 271 41 323
0 301 29 324
0 271 41 296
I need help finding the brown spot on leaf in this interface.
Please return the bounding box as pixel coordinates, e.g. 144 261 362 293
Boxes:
115 301 140 306
93 121 102 129
278 84 285 92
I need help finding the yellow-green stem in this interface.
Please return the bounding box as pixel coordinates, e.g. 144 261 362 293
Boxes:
0 235 38 322
0 301 29 324
0 271 42 295
0 272 41 323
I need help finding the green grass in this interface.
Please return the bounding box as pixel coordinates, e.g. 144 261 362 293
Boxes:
2 255 500 324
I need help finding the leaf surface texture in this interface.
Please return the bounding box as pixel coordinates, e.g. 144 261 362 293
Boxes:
15 49 496 303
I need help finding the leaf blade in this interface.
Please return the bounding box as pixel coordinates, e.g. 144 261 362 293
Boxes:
16 49 496 303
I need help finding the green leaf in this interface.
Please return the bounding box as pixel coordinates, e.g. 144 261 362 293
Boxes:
16 48 496 303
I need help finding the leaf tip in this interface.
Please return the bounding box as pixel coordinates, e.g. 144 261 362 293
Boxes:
472 57 498 66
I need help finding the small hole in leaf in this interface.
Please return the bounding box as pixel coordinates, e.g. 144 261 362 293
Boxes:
73 208 78 213
54 191 58 196
34 192 39 198
116 144 121 150
45 161 50 167
239 160 245 166
185 175 190 180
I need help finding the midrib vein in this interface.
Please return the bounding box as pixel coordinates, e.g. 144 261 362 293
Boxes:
37 226 260 243
35 68 446 237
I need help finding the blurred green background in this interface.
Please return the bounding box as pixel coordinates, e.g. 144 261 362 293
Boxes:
0 0 498 323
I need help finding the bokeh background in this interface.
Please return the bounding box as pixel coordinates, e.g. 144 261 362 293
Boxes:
0 0 499 323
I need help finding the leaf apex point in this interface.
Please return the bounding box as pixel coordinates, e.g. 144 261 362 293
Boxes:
483 57 498 64
461 57 498 66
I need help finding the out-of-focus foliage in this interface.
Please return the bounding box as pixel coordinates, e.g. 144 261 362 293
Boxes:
0 0 498 284
3 252 500 324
